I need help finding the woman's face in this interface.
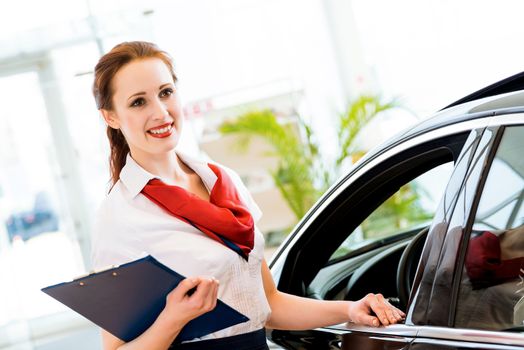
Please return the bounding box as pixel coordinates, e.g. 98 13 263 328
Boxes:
103 57 183 161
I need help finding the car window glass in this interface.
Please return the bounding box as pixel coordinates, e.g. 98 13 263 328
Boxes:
409 128 491 325
330 162 453 261
455 126 524 331
420 128 494 325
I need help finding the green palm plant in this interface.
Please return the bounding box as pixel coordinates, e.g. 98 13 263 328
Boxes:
361 182 433 238
219 95 397 221
219 110 320 219
336 95 398 168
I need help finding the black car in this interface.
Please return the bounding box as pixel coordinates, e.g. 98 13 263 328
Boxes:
268 72 524 349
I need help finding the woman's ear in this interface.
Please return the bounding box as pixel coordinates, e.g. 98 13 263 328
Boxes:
100 109 120 129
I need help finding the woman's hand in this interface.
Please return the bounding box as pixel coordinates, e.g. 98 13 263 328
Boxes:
348 293 405 327
158 276 220 330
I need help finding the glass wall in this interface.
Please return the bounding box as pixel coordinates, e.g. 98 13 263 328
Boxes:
0 1 350 348
0 71 88 347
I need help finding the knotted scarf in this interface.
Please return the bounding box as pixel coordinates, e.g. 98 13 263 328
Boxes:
141 163 254 260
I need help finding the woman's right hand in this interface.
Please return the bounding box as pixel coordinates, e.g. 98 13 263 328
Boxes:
103 276 219 350
159 276 220 330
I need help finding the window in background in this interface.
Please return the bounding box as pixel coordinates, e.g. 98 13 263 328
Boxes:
0 71 86 347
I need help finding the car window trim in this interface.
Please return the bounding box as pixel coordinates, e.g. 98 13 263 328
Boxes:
449 125 507 327
407 127 487 325
279 139 470 295
422 128 496 326
270 118 490 274
450 123 524 329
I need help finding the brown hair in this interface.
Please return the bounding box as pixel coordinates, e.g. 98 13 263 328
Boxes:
92 41 178 186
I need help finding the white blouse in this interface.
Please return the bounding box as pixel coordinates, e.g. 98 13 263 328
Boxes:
90 151 271 341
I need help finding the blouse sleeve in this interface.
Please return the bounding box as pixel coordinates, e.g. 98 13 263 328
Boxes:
90 199 131 271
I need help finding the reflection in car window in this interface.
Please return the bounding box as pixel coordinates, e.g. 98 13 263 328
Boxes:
455 126 524 331
330 162 453 261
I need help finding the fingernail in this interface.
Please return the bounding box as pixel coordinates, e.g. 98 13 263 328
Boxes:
373 319 379 326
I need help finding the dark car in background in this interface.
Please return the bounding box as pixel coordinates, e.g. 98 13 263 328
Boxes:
268 72 524 349
5 191 59 242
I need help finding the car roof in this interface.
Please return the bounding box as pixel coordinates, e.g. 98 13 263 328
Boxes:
359 73 524 170
442 71 524 109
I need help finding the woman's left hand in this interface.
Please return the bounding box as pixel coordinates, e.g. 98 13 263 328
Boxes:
348 293 405 327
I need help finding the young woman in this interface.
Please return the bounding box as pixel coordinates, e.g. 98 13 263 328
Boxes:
91 41 405 350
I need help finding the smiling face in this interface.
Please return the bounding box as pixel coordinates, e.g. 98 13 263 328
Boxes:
102 57 183 164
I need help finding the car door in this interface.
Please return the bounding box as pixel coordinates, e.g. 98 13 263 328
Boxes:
268 118 488 349
408 117 524 349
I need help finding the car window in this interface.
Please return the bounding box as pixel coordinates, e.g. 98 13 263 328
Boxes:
455 125 524 331
329 162 454 261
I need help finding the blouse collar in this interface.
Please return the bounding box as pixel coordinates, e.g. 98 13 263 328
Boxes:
119 150 217 198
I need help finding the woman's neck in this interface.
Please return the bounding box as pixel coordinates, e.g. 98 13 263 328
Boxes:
130 150 190 182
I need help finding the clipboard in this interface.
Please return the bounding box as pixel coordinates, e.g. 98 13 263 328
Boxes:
41 255 249 342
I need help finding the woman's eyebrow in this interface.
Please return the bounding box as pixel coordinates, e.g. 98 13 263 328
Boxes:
127 91 145 101
127 84 172 101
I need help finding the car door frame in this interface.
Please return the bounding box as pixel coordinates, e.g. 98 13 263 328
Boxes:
409 113 524 349
268 117 493 349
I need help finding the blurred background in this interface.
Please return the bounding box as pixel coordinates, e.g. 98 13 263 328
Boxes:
1 0 524 348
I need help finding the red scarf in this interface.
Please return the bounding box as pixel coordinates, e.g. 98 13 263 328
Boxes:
141 163 254 260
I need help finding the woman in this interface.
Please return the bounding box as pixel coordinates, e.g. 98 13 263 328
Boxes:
91 41 405 350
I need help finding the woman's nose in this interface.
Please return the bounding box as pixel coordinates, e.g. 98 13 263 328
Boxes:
151 99 169 119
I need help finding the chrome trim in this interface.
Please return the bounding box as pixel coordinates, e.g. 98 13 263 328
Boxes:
271 117 492 276
487 112 524 127
418 326 524 347
323 323 524 347
413 338 523 349
324 323 419 338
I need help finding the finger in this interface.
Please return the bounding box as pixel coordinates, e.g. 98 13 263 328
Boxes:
374 294 398 324
210 277 219 296
386 300 406 318
393 305 406 318
199 278 219 312
376 295 402 324
212 281 219 309
203 278 217 307
172 277 201 299
360 314 380 327
393 310 404 321
386 309 398 324
396 308 406 318
207 278 219 310
190 277 214 301
369 295 390 326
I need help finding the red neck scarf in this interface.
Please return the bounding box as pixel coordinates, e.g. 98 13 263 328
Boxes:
141 163 254 260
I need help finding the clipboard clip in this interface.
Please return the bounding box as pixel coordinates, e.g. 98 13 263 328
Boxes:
72 264 120 281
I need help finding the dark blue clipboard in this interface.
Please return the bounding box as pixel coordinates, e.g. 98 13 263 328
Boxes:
41 255 249 342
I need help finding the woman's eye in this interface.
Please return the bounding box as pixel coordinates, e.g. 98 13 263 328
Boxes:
130 98 145 107
160 88 174 98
